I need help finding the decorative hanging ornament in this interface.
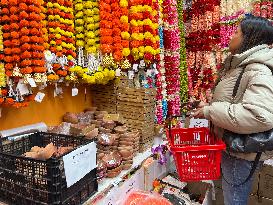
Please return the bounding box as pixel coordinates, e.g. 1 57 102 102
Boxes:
12 64 22 78
102 54 115 68
121 59 131 70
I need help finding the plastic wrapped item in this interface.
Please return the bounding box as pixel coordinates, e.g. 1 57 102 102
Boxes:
97 160 107 181
63 112 79 124
70 124 95 136
77 112 94 124
122 190 173 205
102 120 116 130
48 122 71 135
98 133 116 145
102 151 122 169
114 126 128 134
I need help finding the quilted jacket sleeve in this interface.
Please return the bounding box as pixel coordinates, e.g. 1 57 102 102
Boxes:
203 74 273 134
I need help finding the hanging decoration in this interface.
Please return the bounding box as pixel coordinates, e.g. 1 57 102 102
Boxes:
0 25 5 89
128 0 144 62
46 0 76 80
162 0 181 116
84 0 100 54
219 0 254 52
176 0 188 112
120 0 130 69
185 0 220 102
154 0 168 124
252 1 273 19
0 0 47 107
143 0 160 64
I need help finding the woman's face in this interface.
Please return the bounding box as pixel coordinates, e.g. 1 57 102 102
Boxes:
229 26 244 54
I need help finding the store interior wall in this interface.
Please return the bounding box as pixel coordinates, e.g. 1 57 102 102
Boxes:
0 85 92 130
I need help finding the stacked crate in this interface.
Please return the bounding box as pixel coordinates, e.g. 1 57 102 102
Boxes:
91 76 134 114
117 87 156 152
91 83 117 114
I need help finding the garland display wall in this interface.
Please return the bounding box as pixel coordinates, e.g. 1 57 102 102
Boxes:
0 0 272 129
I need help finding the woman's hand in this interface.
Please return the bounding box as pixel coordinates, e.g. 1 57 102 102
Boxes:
192 107 205 118
191 101 208 118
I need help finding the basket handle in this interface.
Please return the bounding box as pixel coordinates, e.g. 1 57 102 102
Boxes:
166 115 186 146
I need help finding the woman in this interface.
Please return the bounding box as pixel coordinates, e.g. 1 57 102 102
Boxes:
193 16 273 205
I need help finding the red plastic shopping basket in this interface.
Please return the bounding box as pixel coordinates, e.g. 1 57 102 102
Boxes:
166 122 226 181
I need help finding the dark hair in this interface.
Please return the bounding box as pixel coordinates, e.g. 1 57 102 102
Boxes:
238 16 273 53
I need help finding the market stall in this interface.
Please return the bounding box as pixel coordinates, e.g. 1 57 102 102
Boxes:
0 0 273 204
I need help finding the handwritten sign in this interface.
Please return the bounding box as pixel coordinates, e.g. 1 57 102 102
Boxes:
189 118 209 128
63 142 96 187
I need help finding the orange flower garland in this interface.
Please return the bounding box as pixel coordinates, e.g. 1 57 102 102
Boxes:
120 0 131 60
0 0 47 77
100 0 123 62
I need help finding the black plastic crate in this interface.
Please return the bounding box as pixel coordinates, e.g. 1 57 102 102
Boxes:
0 132 98 205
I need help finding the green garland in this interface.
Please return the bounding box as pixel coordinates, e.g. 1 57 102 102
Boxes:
177 0 188 112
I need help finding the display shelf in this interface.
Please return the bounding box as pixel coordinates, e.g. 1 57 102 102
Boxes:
84 148 152 205
84 137 167 205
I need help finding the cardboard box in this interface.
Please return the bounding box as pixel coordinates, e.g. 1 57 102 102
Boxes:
143 158 169 191
98 167 145 205
258 160 273 199
249 195 273 205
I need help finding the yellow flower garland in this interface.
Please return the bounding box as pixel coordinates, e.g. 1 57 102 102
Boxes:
0 63 6 88
74 0 85 48
84 0 100 54
69 65 116 84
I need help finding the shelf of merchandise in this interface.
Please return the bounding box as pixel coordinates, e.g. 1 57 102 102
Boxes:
84 137 166 205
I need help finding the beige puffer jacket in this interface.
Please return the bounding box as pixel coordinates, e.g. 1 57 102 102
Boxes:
203 44 273 161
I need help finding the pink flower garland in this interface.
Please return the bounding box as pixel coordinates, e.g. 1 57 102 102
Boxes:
163 0 181 116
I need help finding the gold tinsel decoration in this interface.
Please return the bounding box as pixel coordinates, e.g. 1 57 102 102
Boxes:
102 54 115 68
121 59 131 70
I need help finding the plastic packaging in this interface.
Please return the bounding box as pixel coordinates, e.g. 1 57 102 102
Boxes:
122 190 173 205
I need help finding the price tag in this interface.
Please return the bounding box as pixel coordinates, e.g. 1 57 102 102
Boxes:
189 118 209 128
16 79 29 95
27 78 37 88
128 71 134 79
112 177 123 187
132 64 138 71
34 92 45 103
115 68 121 77
72 87 78 96
63 142 97 187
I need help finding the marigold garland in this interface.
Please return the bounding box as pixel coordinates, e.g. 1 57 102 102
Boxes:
143 0 160 63
84 0 100 54
120 0 130 61
46 0 76 79
70 65 116 84
128 0 144 61
1 0 47 78
0 63 6 88
100 0 123 62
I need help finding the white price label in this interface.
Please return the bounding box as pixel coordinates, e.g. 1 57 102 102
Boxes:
27 78 37 88
72 87 78 96
63 142 97 187
115 68 121 77
34 92 45 103
17 79 29 95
